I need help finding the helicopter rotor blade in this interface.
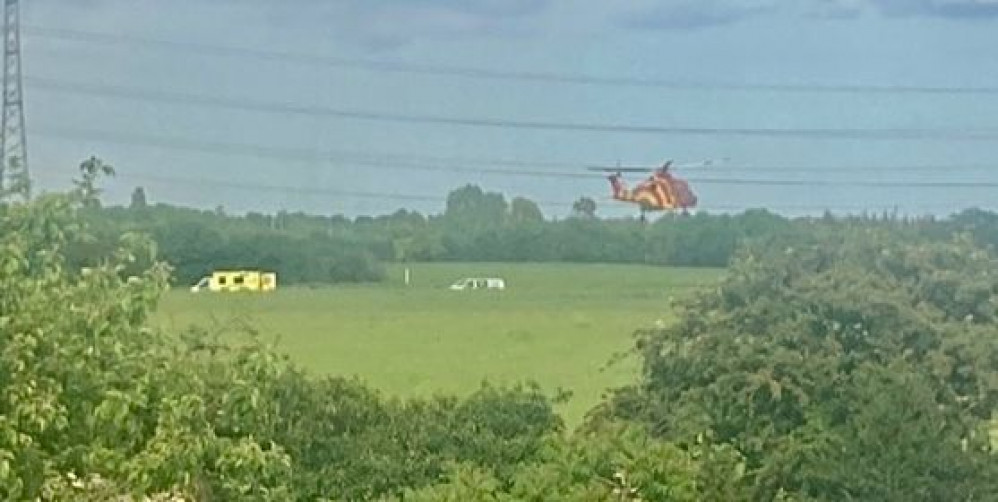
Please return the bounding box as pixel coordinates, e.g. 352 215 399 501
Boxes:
672 157 732 169
586 157 732 173
585 166 651 173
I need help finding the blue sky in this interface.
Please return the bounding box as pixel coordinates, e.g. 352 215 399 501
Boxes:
20 0 998 218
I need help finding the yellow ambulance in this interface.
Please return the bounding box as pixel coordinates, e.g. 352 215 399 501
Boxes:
190 270 278 293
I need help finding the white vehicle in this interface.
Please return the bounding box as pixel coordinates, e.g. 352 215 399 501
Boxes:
449 277 506 291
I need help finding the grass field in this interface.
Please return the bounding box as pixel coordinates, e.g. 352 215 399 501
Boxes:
155 263 723 426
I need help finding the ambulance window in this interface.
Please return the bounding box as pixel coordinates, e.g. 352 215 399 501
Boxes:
234 275 244 285
218 276 227 285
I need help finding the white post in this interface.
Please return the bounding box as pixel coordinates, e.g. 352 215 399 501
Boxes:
404 267 411 286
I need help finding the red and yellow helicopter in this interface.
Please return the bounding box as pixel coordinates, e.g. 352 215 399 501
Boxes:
589 160 701 220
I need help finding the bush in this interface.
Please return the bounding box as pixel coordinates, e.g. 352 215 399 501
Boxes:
0 175 560 500
594 227 998 500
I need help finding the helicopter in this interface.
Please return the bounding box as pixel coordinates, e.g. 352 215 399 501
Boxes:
588 160 700 221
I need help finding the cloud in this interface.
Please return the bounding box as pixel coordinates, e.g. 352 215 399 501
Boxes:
870 0 998 18
41 0 551 50
34 0 998 48
619 0 779 30
275 0 550 49
804 0 869 19
615 0 998 30
378 0 544 18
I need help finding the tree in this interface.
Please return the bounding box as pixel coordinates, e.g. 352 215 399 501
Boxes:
130 186 148 209
73 156 115 208
402 423 745 501
444 184 508 229
595 227 998 500
1 171 566 500
571 196 597 219
0 176 294 499
508 196 544 225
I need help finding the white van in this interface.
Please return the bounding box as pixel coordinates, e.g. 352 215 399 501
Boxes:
449 277 506 291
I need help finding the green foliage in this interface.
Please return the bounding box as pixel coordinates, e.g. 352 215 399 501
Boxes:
10 159 998 500
644 209 794 267
445 184 510 231
130 186 148 210
950 208 998 252
76 175 998 286
762 364 997 501
74 156 116 208
76 204 387 286
0 169 565 500
191 344 564 500
596 226 998 500
509 197 544 225
571 196 597 219
73 179 840 288
403 423 745 501
0 180 295 499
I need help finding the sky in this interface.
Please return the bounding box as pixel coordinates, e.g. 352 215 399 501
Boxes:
17 0 998 219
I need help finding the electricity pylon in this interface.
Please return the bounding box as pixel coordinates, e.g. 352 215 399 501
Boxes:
1 0 29 199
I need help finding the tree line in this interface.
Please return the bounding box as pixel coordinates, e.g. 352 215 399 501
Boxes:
76 162 998 287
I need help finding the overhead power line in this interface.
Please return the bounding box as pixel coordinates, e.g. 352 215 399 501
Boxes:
33 125 998 188
691 178 998 188
118 172 467 204
30 168 983 215
26 77 998 142
30 167 567 208
22 25 998 96
33 125 592 178
35 125 998 176
603 163 998 173
79 172 998 214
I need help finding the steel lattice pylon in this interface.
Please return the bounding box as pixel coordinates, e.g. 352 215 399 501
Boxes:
1 0 28 198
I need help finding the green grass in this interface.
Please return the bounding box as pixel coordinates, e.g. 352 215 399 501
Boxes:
155 262 723 426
